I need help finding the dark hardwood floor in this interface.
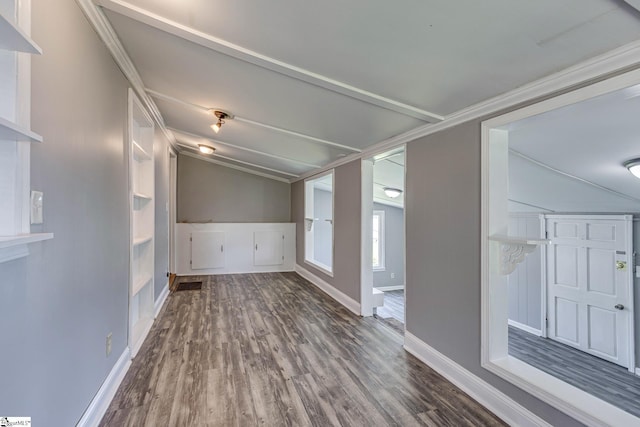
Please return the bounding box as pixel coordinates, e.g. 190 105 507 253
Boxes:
101 273 506 426
509 326 640 417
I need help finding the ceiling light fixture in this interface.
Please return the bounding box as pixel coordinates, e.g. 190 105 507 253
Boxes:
625 158 640 179
209 110 232 133
383 187 403 198
198 144 215 155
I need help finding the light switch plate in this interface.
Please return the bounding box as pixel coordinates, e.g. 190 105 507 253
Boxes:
30 190 43 224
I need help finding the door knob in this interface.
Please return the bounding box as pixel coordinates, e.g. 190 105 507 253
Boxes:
615 304 625 310
616 261 627 270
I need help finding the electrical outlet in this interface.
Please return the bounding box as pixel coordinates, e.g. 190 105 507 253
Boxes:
391 272 395 279
106 333 112 357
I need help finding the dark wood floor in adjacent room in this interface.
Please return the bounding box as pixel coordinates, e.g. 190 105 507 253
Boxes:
100 273 506 426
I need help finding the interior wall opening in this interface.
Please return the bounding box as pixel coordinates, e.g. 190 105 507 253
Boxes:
482 70 640 425
362 147 406 332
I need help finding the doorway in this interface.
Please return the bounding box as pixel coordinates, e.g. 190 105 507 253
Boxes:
361 147 406 333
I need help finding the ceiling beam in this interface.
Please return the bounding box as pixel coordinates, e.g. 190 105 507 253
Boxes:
147 89 361 153
97 0 444 123
178 141 299 183
169 126 322 168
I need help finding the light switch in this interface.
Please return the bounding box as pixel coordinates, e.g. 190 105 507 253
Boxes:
31 190 43 224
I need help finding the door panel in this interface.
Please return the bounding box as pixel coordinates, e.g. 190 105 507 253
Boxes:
554 246 578 288
546 215 633 369
586 248 615 295
587 305 617 358
191 232 225 269
555 297 579 344
254 231 284 266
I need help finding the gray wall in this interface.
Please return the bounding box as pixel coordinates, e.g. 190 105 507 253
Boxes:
373 203 404 288
313 189 333 268
0 0 131 423
177 154 291 223
154 128 171 298
293 160 361 301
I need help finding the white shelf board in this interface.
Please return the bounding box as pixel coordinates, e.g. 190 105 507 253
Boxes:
0 13 42 54
0 116 43 142
132 140 151 161
133 192 152 201
132 235 153 247
0 233 53 249
132 273 153 296
489 234 549 245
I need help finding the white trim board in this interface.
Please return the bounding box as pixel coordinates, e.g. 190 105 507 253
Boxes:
403 332 551 427
76 347 132 427
508 319 542 337
154 282 169 318
179 150 291 183
295 264 360 316
374 285 405 292
292 39 640 183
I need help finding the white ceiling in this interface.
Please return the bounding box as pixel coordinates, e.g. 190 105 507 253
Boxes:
373 151 405 207
508 83 640 212
94 0 640 181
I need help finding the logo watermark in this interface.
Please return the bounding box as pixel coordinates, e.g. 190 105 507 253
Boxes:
0 418 31 427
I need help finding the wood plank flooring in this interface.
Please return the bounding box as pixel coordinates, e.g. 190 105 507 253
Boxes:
101 273 506 426
509 325 640 417
376 289 405 323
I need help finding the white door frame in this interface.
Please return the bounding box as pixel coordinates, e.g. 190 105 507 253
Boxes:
169 149 177 273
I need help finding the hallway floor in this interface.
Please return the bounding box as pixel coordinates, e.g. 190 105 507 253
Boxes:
509 326 640 417
101 273 505 426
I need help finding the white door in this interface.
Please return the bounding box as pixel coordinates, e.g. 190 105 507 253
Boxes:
191 232 225 269
546 215 633 369
254 231 284 266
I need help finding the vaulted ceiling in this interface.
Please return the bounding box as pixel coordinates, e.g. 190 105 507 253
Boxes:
92 0 640 183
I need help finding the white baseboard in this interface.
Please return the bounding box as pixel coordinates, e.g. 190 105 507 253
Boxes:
508 319 542 336
374 285 405 291
404 332 551 427
76 347 132 427
295 264 361 315
154 282 170 318
635 367 640 377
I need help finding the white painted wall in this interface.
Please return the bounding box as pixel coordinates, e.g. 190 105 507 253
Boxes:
175 223 295 275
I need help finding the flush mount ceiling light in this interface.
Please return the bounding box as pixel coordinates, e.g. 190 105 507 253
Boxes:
209 110 233 133
625 158 640 179
198 144 215 155
383 187 403 198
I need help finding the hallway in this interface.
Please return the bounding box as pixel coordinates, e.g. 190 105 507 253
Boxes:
101 273 504 426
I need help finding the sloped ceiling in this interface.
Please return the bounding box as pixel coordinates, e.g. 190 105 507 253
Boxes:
92 0 640 185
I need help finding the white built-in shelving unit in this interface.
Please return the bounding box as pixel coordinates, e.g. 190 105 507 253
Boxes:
0 2 53 264
128 89 155 357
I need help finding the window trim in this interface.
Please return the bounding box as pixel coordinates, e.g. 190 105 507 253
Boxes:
304 169 334 276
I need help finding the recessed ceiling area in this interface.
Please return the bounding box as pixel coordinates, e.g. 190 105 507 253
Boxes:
94 0 640 181
373 151 405 207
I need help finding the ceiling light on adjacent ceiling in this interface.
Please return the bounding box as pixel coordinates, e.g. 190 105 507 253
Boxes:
625 158 640 179
383 187 403 198
198 144 215 155
209 110 232 133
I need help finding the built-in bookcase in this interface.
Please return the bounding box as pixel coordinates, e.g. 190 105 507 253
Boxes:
128 89 154 357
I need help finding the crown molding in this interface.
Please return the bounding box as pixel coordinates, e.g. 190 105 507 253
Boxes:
75 0 177 149
292 39 640 183
95 0 443 123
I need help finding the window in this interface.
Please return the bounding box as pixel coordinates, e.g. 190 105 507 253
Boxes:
372 210 385 270
304 171 334 275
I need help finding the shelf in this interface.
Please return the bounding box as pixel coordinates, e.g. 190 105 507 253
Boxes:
489 234 549 275
0 233 53 249
132 273 153 296
0 116 42 142
132 235 153 247
0 13 42 54
133 192 152 201
132 140 151 161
